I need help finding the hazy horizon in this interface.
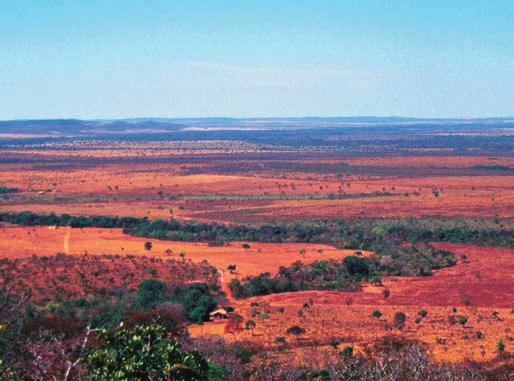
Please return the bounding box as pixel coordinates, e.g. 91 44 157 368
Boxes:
2 115 514 123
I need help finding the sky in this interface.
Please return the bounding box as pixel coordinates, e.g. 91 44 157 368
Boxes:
0 1 513 119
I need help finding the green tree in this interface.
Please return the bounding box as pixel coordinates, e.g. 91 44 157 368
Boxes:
86 322 209 381
497 340 506 355
343 256 369 276
245 320 256 335
286 325 305 337
136 279 168 310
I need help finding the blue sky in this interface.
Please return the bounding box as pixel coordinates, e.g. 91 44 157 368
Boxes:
0 1 512 119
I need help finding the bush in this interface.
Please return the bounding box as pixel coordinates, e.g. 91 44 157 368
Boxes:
340 346 354 358
343 256 369 276
393 312 407 330
135 279 168 310
86 322 210 381
372 309 382 318
286 325 305 336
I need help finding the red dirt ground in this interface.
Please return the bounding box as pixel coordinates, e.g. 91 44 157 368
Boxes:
190 243 514 363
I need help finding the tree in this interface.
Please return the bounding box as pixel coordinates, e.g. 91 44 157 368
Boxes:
227 264 237 272
372 309 382 318
393 312 407 330
245 320 256 335
86 322 209 381
340 346 353 358
144 241 153 251
497 340 506 355
286 325 305 337
242 243 251 249
135 279 167 310
343 256 369 276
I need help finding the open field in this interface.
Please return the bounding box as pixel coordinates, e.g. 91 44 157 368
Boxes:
0 225 357 278
0 150 513 222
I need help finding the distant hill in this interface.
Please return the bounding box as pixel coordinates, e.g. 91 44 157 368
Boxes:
0 119 185 136
0 117 512 137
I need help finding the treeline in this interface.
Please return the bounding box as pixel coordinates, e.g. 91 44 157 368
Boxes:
1 211 511 248
230 245 456 298
0 211 146 228
0 187 19 193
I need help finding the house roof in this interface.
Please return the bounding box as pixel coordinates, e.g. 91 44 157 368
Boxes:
209 308 228 316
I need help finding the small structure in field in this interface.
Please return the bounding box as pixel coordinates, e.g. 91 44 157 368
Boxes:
209 308 229 320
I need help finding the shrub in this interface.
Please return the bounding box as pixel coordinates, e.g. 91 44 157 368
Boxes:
372 309 382 318
393 312 407 330
340 346 354 358
135 279 168 311
286 325 305 336
343 256 369 276
245 320 256 334
497 340 506 354
458 316 468 325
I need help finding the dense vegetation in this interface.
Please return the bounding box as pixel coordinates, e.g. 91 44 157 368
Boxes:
230 244 455 298
86 322 211 381
0 187 18 193
0 272 226 379
0 211 511 248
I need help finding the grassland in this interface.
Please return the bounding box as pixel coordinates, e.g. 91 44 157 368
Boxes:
0 122 513 379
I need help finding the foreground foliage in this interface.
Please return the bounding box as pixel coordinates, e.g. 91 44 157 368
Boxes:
87 322 210 381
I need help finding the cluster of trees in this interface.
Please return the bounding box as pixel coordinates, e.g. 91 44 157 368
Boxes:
230 257 365 298
0 274 226 380
0 211 145 228
62 280 220 329
1 212 511 248
135 279 219 323
231 245 456 298
0 187 19 193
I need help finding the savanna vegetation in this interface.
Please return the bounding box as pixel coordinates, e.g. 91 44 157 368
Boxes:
0 212 511 248
0 187 18 194
230 244 455 298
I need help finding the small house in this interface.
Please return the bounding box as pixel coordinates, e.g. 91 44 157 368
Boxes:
209 308 228 320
